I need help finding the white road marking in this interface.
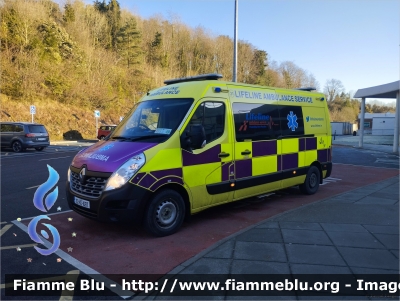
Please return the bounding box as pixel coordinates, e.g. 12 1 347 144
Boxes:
321 177 342 186
374 158 399 165
11 219 132 299
334 162 398 170
0 243 38 250
26 185 41 190
39 156 70 161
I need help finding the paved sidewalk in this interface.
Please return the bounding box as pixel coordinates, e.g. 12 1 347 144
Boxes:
150 175 400 299
332 135 399 154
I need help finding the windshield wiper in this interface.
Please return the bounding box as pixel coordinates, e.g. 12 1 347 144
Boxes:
111 134 169 142
124 134 169 142
111 136 129 140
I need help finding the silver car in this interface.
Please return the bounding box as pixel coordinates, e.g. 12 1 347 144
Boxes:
0 122 50 152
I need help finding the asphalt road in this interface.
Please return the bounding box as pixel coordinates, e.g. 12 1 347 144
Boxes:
333 145 399 169
2 144 398 224
0 144 398 300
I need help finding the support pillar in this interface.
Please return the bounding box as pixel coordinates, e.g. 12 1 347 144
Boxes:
394 92 399 153
359 97 365 148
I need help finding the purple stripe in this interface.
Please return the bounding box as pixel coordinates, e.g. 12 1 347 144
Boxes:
282 153 298 170
222 163 230 181
235 159 252 178
252 140 277 157
318 149 328 163
306 137 317 150
277 155 282 171
139 174 157 189
151 168 183 179
299 138 305 151
131 172 146 184
150 177 184 191
182 145 221 166
328 148 332 162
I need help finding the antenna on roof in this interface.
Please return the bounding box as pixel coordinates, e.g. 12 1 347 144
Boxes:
164 74 223 85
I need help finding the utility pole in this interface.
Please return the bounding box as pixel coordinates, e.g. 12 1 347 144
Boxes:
232 0 238 82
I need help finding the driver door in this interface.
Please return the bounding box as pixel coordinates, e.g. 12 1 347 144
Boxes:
180 99 234 210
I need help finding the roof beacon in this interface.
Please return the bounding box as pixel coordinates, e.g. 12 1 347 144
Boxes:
294 87 316 92
164 73 223 85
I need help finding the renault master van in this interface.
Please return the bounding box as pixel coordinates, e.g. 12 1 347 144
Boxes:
66 74 332 236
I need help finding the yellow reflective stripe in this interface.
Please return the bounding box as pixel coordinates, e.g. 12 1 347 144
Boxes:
282 138 298 154
252 156 278 176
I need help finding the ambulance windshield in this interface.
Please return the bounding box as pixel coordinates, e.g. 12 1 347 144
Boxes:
110 98 193 141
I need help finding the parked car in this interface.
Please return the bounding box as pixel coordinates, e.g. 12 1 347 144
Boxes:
97 125 116 140
0 122 50 152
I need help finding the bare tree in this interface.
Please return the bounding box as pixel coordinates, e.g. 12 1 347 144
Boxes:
324 79 344 102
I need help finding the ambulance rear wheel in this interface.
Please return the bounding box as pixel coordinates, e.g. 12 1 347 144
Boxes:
299 166 320 195
144 189 185 237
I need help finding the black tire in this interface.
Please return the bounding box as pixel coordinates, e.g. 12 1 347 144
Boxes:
299 166 320 195
12 141 24 153
144 189 185 237
100 136 105 140
35 147 45 151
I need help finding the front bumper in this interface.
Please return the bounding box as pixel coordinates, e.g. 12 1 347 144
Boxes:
23 141 50 148
66 180 151 224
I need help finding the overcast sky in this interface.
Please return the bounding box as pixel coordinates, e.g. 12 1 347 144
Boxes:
107 0 399 103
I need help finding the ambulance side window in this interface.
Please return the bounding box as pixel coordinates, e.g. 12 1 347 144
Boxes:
233 103 281 142
181 102 225 150
279 105 304 137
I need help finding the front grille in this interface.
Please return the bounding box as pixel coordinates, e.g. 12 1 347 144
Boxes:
70 171 108 198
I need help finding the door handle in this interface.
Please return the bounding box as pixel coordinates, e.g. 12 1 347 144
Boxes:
241 150 251 155
218 152 230 158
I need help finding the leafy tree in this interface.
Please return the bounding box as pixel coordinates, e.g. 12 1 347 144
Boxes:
148 31 162 67
63 3 75 23
115 17 141 68
106 0 121 48
1 8 26 52
93 0 120 48
93 0 107 13
251 50 268 84
37 22 75 62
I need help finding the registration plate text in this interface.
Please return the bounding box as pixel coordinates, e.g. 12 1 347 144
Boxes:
74 197 90 209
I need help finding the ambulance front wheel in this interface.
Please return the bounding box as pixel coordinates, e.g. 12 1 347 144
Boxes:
144 189 185 237
299 166 320 195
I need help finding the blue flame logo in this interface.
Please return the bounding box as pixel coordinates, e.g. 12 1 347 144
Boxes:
28 165 61 256
98 143 114 152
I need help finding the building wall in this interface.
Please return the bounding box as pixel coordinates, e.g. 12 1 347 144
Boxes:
357 113 396 135
331 122 355 135
372 117 395 135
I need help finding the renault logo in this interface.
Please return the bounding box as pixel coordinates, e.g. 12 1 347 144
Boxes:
79 168 86 184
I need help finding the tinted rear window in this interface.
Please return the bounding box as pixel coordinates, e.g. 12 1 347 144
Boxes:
28 125 47 133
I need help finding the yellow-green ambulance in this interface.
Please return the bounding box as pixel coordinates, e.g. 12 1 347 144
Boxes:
66 74 332 236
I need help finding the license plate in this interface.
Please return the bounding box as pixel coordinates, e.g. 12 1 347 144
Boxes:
74 197 90 209
37 138 46 141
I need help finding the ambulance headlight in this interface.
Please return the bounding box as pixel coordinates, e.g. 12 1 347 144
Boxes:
105 153 146 191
